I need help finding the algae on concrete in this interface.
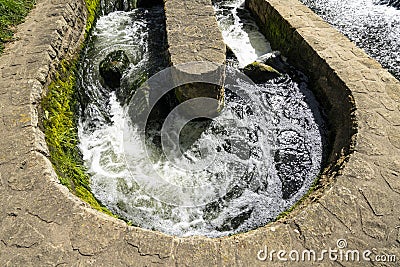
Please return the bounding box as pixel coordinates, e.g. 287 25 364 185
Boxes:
41 0 115 216
42 60 113 215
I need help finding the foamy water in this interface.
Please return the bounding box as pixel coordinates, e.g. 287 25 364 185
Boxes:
214 0 273 67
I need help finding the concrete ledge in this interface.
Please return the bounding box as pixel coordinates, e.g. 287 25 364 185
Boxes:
0 0 399 265
164 0 225 65
164 0 226 111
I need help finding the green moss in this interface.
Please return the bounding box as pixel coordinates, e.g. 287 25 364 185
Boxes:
41 0 116 216
265 18 289 52
0 0 35 53
255 62 280 74
84 0 100 35
42 60 114 216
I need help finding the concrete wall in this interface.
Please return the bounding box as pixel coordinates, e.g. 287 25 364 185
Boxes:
0 0 399 265
164 0 226 112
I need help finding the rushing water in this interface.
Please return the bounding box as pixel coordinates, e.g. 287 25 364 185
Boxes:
300 0 400 80
77 0 326 237
213 0 273 67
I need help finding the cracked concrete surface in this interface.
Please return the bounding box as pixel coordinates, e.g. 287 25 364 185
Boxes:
0 0 399 265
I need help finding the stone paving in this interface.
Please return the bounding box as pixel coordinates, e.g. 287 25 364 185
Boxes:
0 0 399 266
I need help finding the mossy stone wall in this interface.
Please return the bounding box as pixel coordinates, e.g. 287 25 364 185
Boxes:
41 0 115 215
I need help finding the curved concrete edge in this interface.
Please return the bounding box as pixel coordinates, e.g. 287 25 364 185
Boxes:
164 0 226 65
0 0 399 266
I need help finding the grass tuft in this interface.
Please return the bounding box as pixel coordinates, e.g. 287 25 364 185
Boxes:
41 59 114 216
0 0 35 53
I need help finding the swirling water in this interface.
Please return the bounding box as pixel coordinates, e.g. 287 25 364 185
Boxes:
77 1 327 237
300 0 400 80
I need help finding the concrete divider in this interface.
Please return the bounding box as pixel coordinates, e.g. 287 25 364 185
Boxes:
164 0 226 112
0 0 399 265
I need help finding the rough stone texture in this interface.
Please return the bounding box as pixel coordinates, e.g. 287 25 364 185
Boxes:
164 0 226 112
0 0 399 266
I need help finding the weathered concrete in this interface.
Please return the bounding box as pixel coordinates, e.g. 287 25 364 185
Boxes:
164 0 226 113
0 0 399 266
